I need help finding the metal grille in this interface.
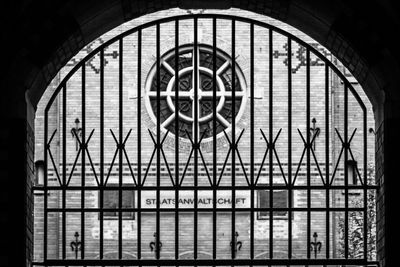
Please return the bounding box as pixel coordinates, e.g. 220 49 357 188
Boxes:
33 14 378 267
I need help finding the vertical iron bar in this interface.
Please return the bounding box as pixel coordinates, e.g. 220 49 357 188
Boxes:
212 16 217 262
118 38 123 260
62 84 67 260
287 37 292 260
44 106 49 261
268 28 273 260
193 17 199 260
156 23 161 260
174 19 179 261
99 49 104 260
344 82 349 259
231 19 236 260
306 48 311 260
363 106 368 260
250 22 255 261
325 64 330 259
137 29 142 261
81 64 86 260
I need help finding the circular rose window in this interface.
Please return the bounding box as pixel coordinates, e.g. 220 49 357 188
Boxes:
145 44 246 141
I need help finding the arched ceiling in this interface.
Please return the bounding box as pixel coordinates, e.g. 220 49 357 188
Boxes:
2 0 400 120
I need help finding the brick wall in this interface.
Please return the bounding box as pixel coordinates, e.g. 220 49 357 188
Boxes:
375 122 384 266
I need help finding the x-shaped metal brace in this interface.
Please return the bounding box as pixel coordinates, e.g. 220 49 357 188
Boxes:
255 128 287 186
330 128 362 186
179 130 208 186
140 130 173 186
67 128 97 186
216 128 249 186
293 128 326 186
46 129 62 186
104 129 138 186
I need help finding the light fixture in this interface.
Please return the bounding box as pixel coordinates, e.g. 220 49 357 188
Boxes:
34 160 45 186
347 160 358 185
310 118 320 151
71 118 82 151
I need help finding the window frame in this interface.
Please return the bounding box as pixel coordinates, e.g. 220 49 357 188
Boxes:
257 184 291 220
100 184 136 220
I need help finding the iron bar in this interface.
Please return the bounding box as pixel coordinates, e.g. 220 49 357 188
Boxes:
287 37 292 260
306 48 311 260
45 207 369 212
44 13 362 111
268 28 273 259
174 19 179 260
33 258 379 266
99 48 104 259
325 63 330 259
156 23 161 260
193 17 199 260
250 21 255 261
118 38 123 260
212 16 217 261
231 19 236 260
81 64 86 260
35 185 378 191
43 99 49 261
137 28 142 261
344 82 349 259
62 83 67 260
47 143 62 186
362 86 369 260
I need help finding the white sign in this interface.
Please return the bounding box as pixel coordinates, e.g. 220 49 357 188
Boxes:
141 190 250 209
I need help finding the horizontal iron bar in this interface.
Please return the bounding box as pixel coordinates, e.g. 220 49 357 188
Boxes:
33 185 378 190
32 259 378 266
46 207 365 212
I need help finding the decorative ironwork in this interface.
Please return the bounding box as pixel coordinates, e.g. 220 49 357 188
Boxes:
71 118 82 151
230 231 243 258
33 13 379 267
309 118 320 151
70 232 82 259
149 232 162 255
310 232 322 259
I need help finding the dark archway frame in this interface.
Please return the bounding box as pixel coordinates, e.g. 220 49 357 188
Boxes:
2 1 397 267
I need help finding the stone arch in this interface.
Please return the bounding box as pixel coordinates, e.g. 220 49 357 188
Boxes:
13 0 395 118
2 1 398 267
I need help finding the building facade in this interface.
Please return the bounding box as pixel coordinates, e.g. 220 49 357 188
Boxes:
33 8 376 265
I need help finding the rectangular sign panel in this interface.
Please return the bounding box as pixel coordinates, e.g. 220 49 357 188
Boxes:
140 190 251 209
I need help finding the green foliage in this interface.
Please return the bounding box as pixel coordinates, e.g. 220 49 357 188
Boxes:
337 162 376 260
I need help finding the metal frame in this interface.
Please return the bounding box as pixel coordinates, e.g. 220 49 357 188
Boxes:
34 14 379 267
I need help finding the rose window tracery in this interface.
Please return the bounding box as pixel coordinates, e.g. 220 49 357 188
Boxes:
145 44 246 140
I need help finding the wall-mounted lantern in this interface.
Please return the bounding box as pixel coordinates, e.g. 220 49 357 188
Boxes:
71 118 82 151
309 118 320 151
